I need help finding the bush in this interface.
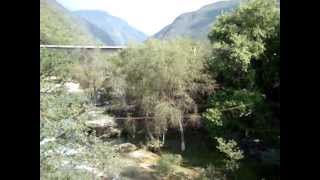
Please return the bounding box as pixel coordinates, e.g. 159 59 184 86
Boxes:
215 137 244 171
70 50 115 104
155 154 183 176
41 169 93 180
205 164 226 180
40 48 77 81
41 78 122 179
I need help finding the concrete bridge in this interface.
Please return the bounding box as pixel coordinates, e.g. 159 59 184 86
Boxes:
40 45 126 53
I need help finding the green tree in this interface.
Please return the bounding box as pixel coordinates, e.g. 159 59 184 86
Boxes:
110 39 215 151
208 0 279 89
204 0 280 171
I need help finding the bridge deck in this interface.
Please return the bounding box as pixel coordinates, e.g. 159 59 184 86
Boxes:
40 45 126 49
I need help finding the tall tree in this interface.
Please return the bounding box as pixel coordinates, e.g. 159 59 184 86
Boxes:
208 0 279 89
110 39 215 151
204 0 280 152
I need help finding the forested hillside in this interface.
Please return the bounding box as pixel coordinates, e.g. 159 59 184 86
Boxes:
153 0 240 40
79 19 116 45
40 0 98 45
73 10 148 45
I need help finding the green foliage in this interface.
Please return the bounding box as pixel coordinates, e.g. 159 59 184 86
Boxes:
70 50 113 102
114 38 212 109
203 89 270 138
41 92 85 123
203 1 279 178
254 20 280 94
40 170 93 180
154 101 182 133
155 154 182 176
41 67 121 179
196 164 226 180
208 0 279 88
39 1 280 178
215 137 244 171
40 48 74 80
110 38 214 148
203 108 223 128
41 92 122 179
204 0 279 140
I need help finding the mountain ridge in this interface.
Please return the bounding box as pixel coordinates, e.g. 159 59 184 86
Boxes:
153 0 240 40
73 10 148 45
40 0 99 45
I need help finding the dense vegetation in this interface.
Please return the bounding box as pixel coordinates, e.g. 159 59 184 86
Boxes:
206 0 279 147
204 0 280 177
40 49 123 179
40 0 279 179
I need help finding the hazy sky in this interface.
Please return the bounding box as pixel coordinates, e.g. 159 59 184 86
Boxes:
56 0 223 35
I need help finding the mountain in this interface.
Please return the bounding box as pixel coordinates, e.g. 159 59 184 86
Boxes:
40 0 99 45
79 19 116 45
153 0 240 40
73 10 148 45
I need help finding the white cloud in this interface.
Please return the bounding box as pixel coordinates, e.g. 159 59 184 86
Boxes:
56 0 222 35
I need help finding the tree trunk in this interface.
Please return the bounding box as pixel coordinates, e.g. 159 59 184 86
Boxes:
93 86 97 104
145 120 155 140
178 119 186 152
162 131 166 145
132 122 136 138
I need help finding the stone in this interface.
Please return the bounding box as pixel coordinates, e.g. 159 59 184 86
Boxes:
117 143 137 153
100 128 122 139
85 116 122 138
65 82 82 93
85 117 116 128
40 137 56 145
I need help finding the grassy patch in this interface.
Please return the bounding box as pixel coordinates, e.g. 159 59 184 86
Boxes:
161 130 260 179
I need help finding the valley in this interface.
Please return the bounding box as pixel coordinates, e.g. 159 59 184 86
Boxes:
40 0 280 179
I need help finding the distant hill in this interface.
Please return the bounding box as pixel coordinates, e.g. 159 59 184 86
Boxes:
40 0 99 45
78 18 116 45
153 0 240 40
73 10 148 45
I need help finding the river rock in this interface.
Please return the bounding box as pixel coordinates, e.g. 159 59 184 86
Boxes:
85 117 121 138
116 143 137 153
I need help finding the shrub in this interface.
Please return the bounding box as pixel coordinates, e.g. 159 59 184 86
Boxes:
41 80 122 179
155 154 183 176
215 137 244 171
40 48 73 80
70 50 114 104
